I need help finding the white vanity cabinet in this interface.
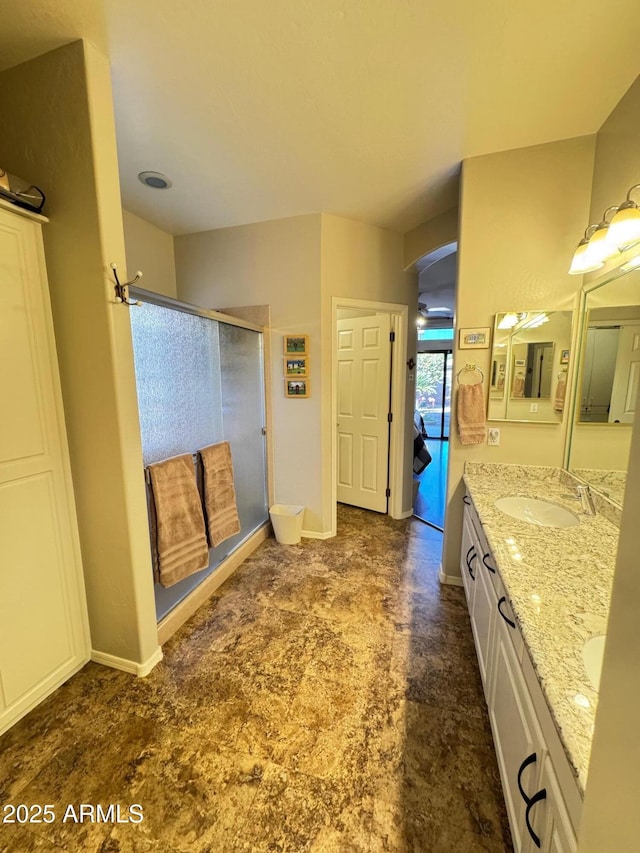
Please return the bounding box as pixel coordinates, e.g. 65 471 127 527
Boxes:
0 202 90 735
461 496 579 853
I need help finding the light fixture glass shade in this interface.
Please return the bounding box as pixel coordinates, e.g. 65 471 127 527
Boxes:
606 205 640 250
568 238 604 275
584 224 619 267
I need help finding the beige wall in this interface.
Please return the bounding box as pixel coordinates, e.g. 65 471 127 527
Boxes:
0 42 159 669
122 209 177 298
175 212 415 535
442 136 596 578
404 206 458 269
589 74 640 232
175 214 325 532
320 214 417 523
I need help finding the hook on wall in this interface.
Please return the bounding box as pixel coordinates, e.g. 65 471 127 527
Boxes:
110 262 142 306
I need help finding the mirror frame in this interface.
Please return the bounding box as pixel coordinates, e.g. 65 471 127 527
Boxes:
488 310 574 424
564 258 640 505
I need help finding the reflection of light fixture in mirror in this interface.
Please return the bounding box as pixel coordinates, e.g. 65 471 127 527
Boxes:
606 184 640 250
620 253 640 272
498 312 519 329
520 312 549 330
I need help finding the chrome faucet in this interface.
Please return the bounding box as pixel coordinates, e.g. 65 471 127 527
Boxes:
576 484 596 516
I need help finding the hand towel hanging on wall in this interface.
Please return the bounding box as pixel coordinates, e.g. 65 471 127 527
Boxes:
199 441 241 547
147 454 210 587
456 382 487 446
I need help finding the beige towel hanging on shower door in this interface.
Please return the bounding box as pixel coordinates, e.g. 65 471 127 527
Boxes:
199 441 241 547
147 454 210 587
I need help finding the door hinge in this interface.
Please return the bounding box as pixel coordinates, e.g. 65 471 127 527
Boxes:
385 488 391 497
387 412 393 423
389 331 396 342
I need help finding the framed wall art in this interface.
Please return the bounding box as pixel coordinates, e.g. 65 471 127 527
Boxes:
459 327 491 349
284 334 308 354
285 379 309 398
284 355 309 377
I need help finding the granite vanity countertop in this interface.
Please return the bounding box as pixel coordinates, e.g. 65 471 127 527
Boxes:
463 462 620 795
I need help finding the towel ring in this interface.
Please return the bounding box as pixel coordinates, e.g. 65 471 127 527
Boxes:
456 363 484 385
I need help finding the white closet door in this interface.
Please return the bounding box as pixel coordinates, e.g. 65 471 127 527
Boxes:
336 314 392 513
0 204 90 734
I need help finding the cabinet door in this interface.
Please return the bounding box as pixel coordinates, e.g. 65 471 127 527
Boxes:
489 617 546 853
0 207 90 734
460 507 477 607
470 553 495 698
532 756 578 853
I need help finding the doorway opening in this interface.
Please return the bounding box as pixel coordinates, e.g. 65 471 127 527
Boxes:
413 350 452 530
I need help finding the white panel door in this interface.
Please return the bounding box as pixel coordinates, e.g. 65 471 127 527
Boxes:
336 314 391 512
609 324 640 423
0 205 90 734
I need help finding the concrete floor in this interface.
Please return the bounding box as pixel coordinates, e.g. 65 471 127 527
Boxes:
0 505 512 852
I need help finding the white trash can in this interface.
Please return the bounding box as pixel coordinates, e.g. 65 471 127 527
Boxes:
269 504 305 545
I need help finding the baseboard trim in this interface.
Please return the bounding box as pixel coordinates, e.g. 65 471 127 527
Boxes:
301 528 333 540
398 509 414 519
438 564 463 587
157 522 270 646
91 645 163 678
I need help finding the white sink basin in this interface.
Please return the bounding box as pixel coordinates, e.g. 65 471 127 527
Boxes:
494 497 580 528
583 635 606 690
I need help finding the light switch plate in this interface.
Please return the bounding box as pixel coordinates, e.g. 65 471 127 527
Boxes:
488 428 501 446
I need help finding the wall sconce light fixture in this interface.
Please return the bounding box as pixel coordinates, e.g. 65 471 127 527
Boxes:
606 184 640 250
569 184 640 275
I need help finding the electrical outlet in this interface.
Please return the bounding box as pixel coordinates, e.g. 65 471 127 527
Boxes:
530 403 539 413
488 428 501 446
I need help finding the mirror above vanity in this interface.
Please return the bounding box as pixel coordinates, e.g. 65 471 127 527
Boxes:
567 265 640 506
488 310 573 423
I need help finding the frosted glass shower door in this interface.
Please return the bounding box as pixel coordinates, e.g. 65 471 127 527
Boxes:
130 298 268 621
219 323 269 535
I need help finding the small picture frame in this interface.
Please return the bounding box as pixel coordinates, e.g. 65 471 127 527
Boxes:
285 379 309 398
284 334 308 355
514 358 526 367
560 349 570 364
284 356 309 377
459 327 491 349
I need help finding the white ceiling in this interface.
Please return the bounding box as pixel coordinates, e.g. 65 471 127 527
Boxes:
1 1 639 237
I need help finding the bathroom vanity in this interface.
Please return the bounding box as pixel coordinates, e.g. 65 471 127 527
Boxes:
459 462 620 853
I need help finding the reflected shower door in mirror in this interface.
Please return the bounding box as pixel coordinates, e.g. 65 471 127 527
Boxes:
568 267 640 506
488 310 573 423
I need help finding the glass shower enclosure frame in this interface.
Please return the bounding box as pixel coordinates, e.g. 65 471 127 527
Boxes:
129 288 269 622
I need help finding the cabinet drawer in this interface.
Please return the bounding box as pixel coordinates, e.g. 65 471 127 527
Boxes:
493 572 524 662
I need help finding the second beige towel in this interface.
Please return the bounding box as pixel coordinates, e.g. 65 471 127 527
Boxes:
554 374 567 413
199 441 241 547
147 454 209 588
457 382 487 446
